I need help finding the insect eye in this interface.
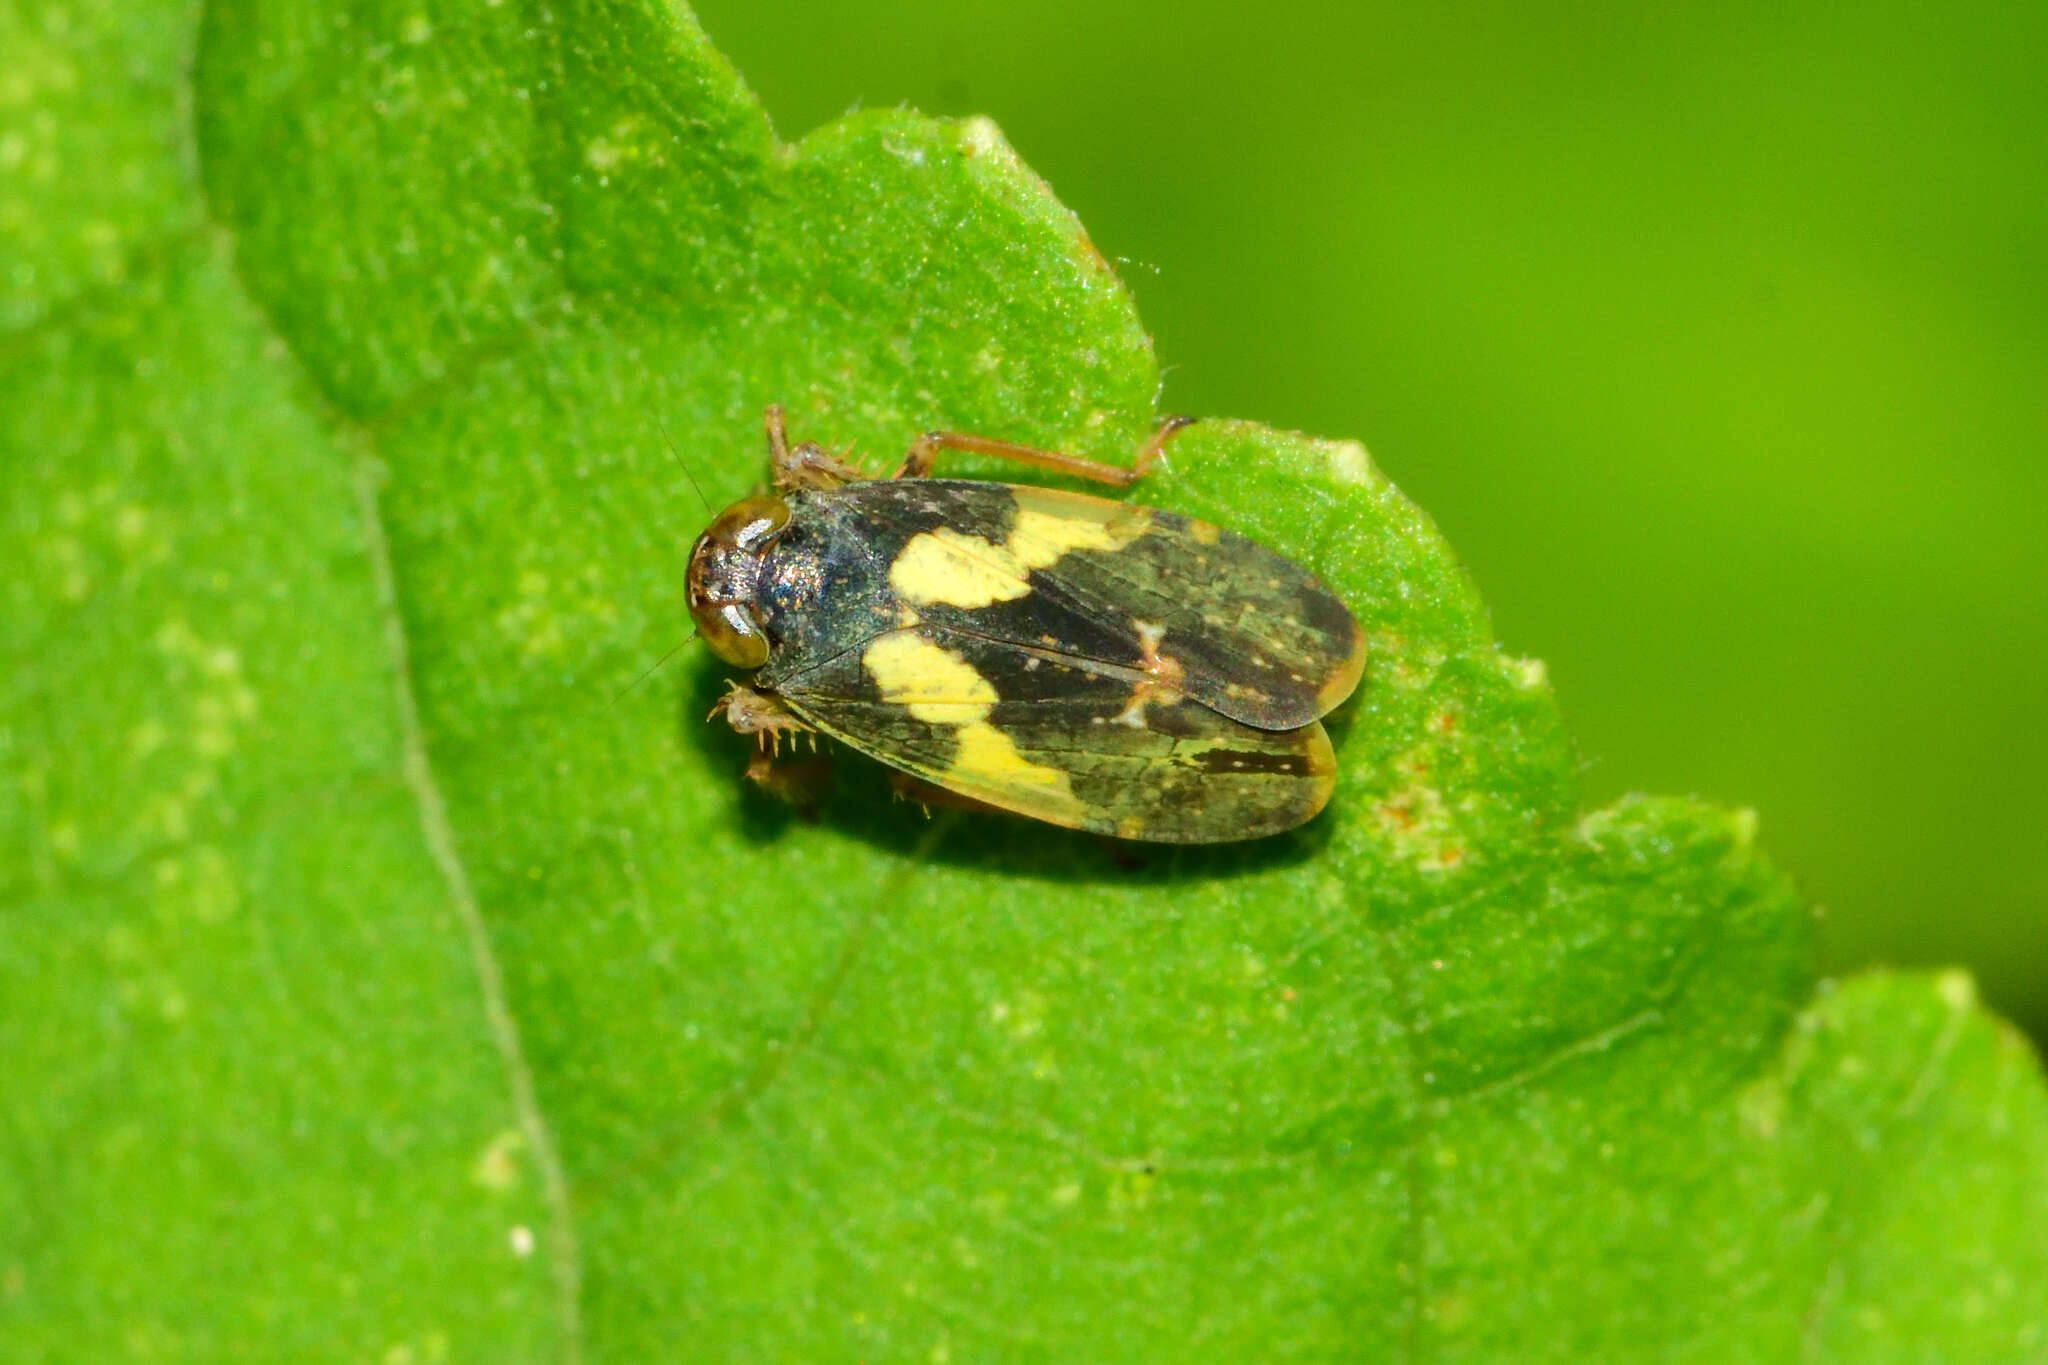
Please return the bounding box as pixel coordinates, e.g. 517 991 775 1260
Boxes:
718 495 791 550
697 602 770 669
686 495 790 670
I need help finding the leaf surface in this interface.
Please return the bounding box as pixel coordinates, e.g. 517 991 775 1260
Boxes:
3 2 2044 1360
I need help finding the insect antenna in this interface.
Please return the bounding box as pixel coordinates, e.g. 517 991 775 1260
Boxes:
655 413 716 513
606 634 695 712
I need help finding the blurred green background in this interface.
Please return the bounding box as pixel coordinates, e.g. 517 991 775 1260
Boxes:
690 0 2048 1038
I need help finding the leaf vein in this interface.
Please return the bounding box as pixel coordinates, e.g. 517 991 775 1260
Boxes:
350 448 587 1361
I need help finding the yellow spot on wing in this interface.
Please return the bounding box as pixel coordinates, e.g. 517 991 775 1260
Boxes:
859 629 1085 821
862 630 998 721
889 488 1153 609
1005 504 1144 566
889 528 1030 609
953 722 1078 804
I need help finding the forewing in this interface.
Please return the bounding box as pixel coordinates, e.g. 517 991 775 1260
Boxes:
842 480 1365 731
773 622 1337 843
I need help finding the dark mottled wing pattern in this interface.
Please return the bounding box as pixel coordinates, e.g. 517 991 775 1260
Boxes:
827 482 1366 731
774 622 1336 843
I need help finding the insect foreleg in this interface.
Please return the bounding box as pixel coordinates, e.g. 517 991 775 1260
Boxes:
744 748 835 816
712 680 813 748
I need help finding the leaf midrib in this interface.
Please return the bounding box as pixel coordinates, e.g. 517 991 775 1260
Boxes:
171 4 600 1348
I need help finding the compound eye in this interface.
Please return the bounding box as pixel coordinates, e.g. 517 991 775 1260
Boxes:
718 496 791 551
697 602 770 669
686 495 789 669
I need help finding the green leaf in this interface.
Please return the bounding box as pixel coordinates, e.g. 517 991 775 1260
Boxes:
5 2 2044 1360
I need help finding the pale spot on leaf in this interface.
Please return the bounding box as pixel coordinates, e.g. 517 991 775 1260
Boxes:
472 1127 526 1191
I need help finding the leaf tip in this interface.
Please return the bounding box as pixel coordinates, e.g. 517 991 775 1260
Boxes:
1322 437 1375 487
1505 655 1549 691
957 115 1009 161
1934 967 1979 1014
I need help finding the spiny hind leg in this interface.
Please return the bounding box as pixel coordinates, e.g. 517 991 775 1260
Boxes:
893 414 1197 485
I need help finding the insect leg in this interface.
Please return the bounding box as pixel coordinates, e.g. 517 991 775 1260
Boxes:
764 402 791 465
716 680 833 811
712 680 814 747
886 770 1014 820
764 404 872 490
744 749 835 816
894 414 1197 485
